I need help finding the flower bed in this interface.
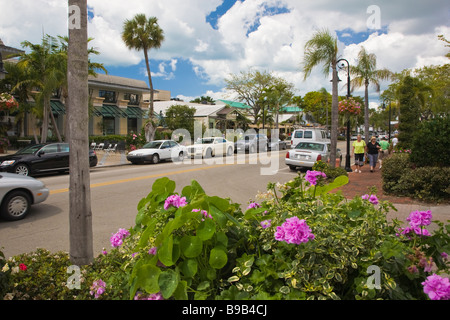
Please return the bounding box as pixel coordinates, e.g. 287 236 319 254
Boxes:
1 172 449 300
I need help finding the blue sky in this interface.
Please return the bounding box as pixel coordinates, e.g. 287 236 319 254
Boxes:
1 0 449 106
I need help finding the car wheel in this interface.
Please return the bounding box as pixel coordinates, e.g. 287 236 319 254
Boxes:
1 190 31 221
14 164 30 176
178 151 185 161
227 147 233 156
152 153 160 164
250 145 255 153
289 165 297 171
205 148 213 158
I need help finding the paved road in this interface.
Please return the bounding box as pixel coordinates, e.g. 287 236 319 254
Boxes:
0 150 297 259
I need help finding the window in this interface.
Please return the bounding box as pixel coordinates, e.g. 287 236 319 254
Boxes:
124 93 140 105
99 90 116 103
304 131 312 139
294 131 303 138
41 144 59 154
60 144 70 152
103 117 115 135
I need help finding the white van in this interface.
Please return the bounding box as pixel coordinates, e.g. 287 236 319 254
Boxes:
290 128 329 148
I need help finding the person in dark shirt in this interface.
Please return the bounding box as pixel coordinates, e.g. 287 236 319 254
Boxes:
366 136 381 172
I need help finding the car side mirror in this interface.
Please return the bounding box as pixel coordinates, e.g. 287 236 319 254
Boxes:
37 150 45 156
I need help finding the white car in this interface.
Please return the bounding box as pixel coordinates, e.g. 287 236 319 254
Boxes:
126 140 187 164
187 137 234 158
0 172 49 221
285 141 342 171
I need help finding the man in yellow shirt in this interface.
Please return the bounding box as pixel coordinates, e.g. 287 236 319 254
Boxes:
352 134 366 173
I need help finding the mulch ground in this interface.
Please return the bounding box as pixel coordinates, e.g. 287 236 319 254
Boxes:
332 165 423 205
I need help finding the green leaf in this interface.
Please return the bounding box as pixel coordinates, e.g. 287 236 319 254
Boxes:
158 269 180 299
152 177 176 195
209 247 228 269
311 175 349 196
173 280 188 300
215 232 228 247
158 235 174 266
131 264 161 298
180 236 203 258
197 218 216 241
180 259 198 278
197 281 210 291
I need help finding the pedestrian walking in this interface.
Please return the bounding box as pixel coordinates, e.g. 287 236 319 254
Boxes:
351 134 366 173
392 134 399 147
366 136 381 172
378 137 389 169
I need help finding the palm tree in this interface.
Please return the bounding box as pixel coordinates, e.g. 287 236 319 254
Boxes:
122 14 164 141
67 0 93 265
18 35 66 143
303 29 339 167
57 35 107 141
350 47 392 144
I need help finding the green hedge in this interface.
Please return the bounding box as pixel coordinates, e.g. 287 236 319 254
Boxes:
382 153 450 202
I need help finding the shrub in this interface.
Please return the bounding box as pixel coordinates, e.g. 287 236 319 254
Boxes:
313 160 348 182
396 167 450 202
409 116 450 167
381 153 412 194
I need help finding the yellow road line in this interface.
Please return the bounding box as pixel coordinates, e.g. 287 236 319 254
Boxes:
49 152 287 195
49 163 232 195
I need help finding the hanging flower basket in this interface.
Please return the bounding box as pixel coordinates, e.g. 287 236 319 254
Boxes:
338 98 362 117
0 92 19 112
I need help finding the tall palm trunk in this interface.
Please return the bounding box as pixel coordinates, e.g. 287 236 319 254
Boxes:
330 62 339 167
68 0 93 265
41 96 50 143
364 81 369 145
144 49 156 142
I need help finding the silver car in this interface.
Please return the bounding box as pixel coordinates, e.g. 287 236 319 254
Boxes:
285 141 342 171
0 172 49 221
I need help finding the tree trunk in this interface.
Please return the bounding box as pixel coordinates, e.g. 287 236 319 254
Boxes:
67 0 93 266
330 63 339 168
50 107 62 142
41 98 50 143
144 49 156 142
364 81 370 145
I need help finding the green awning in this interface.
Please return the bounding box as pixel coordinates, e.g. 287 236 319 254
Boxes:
51 100 66 115
93 104 127 118
126 106 145 119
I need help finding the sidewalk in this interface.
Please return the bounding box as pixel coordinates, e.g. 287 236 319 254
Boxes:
333 165 450 229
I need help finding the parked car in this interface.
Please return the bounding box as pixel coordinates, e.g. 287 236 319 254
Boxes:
234 134 268 153
285 141 342 171
127 140 187 164
187 137 234 158
0 143 97 176
0 172 49 220
290 128 329 148
268 138 287 151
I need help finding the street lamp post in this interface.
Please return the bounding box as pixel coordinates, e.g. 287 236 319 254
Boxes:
337 58 352 172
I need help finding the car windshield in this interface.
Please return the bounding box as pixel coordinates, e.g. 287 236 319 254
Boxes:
143 141 163 149
15 144 45 155
295 142 325 151
195 138 214 144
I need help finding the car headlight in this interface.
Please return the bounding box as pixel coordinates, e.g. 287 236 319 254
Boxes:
1 160 16 166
